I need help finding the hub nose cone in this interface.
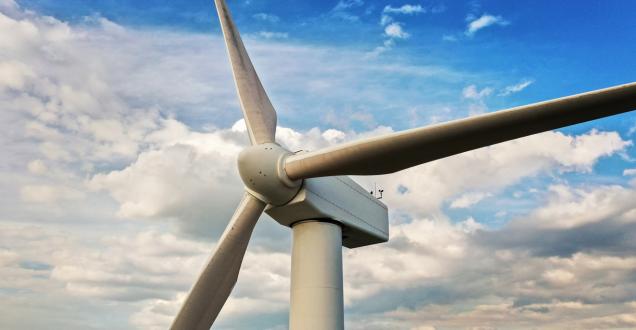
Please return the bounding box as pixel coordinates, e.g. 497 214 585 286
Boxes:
237 143 302 205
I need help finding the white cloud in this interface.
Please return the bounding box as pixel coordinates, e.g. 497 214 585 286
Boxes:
523 183 636 229
0 13 181 165
365 39 394 58
258 31 288 39
49 230 211 301
384 22 409 39
380 14 393 25
624 168 636 176
331 0 364 21
333 0 364 11
542 268 576 286
130 295 185 330
0 60 34 91
383 4 425 15
373 299 636 329
26 159 47 175
450 191 492 208
373 3 429 55
0 219 293 329
462 84 493 99
501 79 534 96
20 184 85 203
87 120 246 236
344 217 473 303
253 13 279 23
466 14 509 36
365 129 630 218
347 212 636 328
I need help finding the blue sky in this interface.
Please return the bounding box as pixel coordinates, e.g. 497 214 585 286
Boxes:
1 0 636 329
20 1 636 82
19 0 634 137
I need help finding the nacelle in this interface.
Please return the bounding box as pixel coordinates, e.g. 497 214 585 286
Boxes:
266 176 389 248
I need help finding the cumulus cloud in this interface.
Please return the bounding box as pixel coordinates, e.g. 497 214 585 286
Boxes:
525 184 636 229
345 180 636 328
477 183 636 258
0 12 185 166
384 22 409 39
368 2 433 57
466 14 509 36
0 60 34 91
0 221 290 329
450 191 492 208
87 120 247 237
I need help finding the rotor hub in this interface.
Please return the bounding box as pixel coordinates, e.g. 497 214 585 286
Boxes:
237 143 302 206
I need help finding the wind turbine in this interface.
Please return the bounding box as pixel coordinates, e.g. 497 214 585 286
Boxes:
170 1 636 329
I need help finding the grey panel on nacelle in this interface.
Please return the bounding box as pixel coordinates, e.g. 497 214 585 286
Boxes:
266 176 389 248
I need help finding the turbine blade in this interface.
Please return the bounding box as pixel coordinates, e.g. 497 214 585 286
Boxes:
171 193 265 330
214 0 277 145
285 82 636 179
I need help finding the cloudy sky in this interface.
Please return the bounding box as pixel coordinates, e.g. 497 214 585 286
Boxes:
2 0 636 329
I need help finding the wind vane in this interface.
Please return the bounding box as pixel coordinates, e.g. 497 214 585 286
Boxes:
370 183 384 199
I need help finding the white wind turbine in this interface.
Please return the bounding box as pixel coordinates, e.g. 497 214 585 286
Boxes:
170 1 636 329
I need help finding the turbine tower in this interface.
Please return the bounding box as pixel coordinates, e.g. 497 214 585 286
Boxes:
170 1 636 329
